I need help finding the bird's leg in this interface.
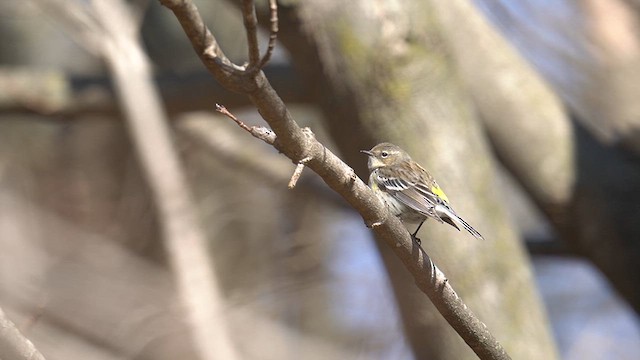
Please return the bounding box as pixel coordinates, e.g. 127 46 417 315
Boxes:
411 220 425 245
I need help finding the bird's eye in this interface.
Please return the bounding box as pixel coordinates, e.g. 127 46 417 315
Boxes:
380 151 389 158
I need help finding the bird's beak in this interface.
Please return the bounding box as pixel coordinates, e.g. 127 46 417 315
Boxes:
360 149 373 156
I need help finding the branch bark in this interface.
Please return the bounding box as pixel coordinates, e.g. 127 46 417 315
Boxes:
0 306 46 360
160 1 511 359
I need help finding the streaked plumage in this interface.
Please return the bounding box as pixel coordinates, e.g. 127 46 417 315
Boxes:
361 142 484 241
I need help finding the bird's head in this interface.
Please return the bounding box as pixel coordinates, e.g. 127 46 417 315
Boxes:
360 142 408 170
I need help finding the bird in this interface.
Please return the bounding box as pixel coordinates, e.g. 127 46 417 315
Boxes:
361 142 484 242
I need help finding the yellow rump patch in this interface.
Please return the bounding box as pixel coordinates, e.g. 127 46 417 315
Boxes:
431 185 449 203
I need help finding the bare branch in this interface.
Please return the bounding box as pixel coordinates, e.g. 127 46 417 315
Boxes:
258 0 279 69
158 0 246 90
0 306 46 360
288 156 311 189
241 0 261 68
177 114 346 209
215 104 252 132
162 1 511 359
241 0 279 72
215 104 276 144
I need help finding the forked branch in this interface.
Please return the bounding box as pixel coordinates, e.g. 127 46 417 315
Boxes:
161 1 511 359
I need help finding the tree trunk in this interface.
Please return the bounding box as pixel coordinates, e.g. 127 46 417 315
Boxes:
468 0 640 313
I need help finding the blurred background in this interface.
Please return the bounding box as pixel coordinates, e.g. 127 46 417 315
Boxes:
0 0 639 359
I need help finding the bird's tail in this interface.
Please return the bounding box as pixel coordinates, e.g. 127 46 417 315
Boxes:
436 205 484 240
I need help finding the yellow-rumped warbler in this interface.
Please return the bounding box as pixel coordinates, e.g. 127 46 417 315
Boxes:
361 142 484 241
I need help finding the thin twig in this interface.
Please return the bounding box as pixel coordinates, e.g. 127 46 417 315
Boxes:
288 156 311 189
177 114 346 208
215 104 276 144
258 0 279 69
241 0 261 68
215 104 250 131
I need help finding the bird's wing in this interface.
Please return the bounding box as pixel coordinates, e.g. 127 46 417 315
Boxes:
375 168 485 240
374 170 441 220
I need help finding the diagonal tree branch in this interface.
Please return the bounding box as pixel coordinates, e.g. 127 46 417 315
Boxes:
160 1 511 359
0 306 46 360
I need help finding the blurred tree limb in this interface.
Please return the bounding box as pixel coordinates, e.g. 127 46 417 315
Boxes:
30 1 239 359
439 0 640 313
0 66 306 117
160 0 511 359
476 0 640 156
0 306 46 360
0 215 355 359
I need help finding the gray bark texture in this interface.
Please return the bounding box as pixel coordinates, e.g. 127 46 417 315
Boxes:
468 0 640 313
